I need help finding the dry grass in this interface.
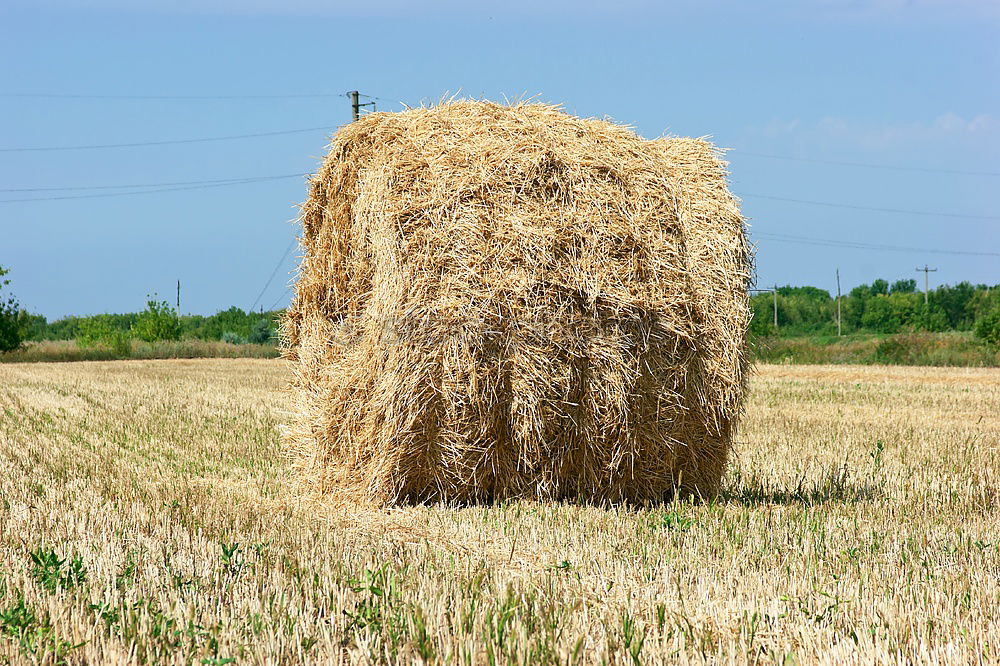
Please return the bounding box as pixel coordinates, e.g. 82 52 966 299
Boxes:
1 340 280 364
0 359 997 665
285 101 751 504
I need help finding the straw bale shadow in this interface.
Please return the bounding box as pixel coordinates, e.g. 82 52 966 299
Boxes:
720 463 880 506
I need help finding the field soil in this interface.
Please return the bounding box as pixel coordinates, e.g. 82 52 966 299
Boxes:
0 360 997 664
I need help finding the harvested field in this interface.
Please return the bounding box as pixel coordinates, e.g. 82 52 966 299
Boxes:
0 359 997 664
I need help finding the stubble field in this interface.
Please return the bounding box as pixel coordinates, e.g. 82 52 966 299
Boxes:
0 359 997 665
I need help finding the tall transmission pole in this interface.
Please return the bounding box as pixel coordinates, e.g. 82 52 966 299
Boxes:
176 280 181 313
836 269 842 337
915 265 938 305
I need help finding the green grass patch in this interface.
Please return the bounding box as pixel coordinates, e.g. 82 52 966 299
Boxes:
750 331 999 367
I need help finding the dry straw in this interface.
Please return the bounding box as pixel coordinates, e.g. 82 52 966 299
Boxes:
282 100 752 505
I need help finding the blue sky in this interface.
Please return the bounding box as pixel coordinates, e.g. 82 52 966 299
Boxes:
1 0 997 318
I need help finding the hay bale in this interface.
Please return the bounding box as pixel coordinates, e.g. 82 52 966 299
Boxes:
282 101 751 505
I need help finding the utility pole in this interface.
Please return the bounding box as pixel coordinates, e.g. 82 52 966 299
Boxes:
348 91 375 122
836 269 842 337
773 284 778 329
915 265 937 305
176 280 181 313
350 91 360 122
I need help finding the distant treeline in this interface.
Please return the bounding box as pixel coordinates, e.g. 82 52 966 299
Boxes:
751 279 1000 342
21 305 283 346
13 279 1000 349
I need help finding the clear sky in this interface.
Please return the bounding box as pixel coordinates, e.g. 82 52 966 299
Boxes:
1 0 997 319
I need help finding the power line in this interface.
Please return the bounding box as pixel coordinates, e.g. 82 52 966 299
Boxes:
0 90 991 177
356 92 408 107
4 162 997 227
754 231 1000 257
0 174 308 203
249 237 298 313
728 149 1000 177
741 192 1000 221
0 174 311 193
0 92 350 100
3 170 997 232
266 287 293 312
0 126 330 152
0 89 407 107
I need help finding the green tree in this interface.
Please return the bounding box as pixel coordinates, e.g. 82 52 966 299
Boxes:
748 293 776 337
133 296 181 342
186 306 259 340
77 316 115 347
18 312 48 341
913 303 948 332
247 317 277 345
966 287 1000 323
890 279 916 294
773 286 835 334
0 266 25 352
843 283 875 331
860 296 902 334
974 309 1000 346
77 315 133 356
930 281 977 330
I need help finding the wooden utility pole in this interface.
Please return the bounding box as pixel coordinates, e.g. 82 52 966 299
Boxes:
176 280 181 313
773 284 778 329
915 265 938 305
836 269 842 336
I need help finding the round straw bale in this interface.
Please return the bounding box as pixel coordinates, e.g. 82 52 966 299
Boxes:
282 101 751 505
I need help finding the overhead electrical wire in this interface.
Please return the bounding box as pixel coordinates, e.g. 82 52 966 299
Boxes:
1 90 994 263
355 91 408 107
728 150 999 177
3 170 997 241
753 232 1000 257
1 90 990 175
249 237 298 313
0 126 331 153
7 175 995 227
0 174 310 193
0 92 351 100
740 192 1000 221
0 174 308 203
266 287 293 313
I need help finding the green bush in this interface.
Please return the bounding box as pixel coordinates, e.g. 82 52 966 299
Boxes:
184 306 258 340
134 297 181 343
974 310 1000 346
751 331 998 367
18 312 47 341
220 331 247 345
872 337 908 364
913 304 949 332
860 297 902 334
890 279 916 294
77 316 114 348
0 266 24 352
247 318 277 345
77 316 132 356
